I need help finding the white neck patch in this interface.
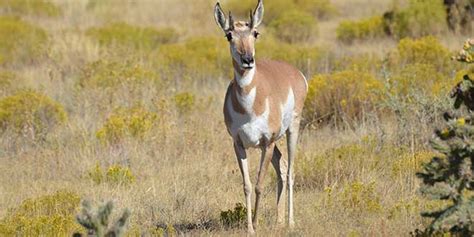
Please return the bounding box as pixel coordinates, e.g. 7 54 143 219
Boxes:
235 67 256 87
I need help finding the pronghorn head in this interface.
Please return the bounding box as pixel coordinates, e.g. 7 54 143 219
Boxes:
214 0 264 70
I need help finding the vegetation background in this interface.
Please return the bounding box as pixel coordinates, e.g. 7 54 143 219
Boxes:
0 0 473 235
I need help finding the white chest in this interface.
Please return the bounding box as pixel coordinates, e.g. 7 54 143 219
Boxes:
225 86 295 148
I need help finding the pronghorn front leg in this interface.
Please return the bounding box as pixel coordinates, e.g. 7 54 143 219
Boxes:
253 142 275 229
286 120 300 228
233 142 255 234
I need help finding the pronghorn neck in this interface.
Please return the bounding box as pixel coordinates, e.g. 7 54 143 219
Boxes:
233 59 256 88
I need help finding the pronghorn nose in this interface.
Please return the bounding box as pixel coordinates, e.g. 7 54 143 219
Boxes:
241 55 254 65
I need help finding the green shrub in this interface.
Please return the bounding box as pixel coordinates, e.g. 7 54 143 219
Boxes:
96 105 157 144
88 163 136 186
0 0 61 17
303 70 382 127
78 59 159 89
387 0 447 38
86 22 178 50
174 92 195 113
220 203 247 229
336 16 385 43
268 9 317 43
75 200 130 237
0 16 48 65
0 90 67 138
0 191 82 236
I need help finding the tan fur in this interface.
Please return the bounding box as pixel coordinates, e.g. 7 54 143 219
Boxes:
224 59 307 143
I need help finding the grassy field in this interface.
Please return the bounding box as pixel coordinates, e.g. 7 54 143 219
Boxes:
0 0 473 236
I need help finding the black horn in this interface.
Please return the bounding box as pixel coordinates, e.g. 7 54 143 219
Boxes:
228 11 234 30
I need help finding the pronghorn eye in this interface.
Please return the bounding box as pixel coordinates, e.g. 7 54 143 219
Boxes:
253 31 260 39
226 32 233 41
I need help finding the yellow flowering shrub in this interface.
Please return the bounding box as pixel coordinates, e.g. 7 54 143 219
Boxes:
96 106 157 144
0 16 48 65
393 36 451 70
86 22 178 50
391 63 454 98
0 90 67 138
303 70 382 127
268 9 318 43
0 191 82 236
340 181 382 213
88 163 136 186
336 16 385 43
0 0 61 17
78 59 159 89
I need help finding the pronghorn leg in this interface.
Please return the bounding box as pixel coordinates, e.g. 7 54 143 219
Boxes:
271 145 287 226
286 120 300 228
253 142 275 229
233 142 255 234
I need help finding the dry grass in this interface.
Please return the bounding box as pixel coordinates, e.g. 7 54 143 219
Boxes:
0 0 470 236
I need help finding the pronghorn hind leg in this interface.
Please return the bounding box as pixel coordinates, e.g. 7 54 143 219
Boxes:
271 145 287 226
286 119 300 228
253 142 275 230
233 142 255 234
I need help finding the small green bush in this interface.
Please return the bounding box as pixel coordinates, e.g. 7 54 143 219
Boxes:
96 105 157 144
0 16 48 65
0 191 82 236
174 92 195 113
0 0 61 17
0 90 67 138
268 9 317 43
75 200 130 237
220 203 247 229
88 163 136 186
86 22 178 50
387 0 447 38
336 16 385 43
78 59 159 89
303 70 382 127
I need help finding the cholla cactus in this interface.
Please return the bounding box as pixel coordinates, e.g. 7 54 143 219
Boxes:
74 200 130 237
416 39 474 235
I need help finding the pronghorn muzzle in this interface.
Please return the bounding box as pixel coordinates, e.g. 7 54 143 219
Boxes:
241 54 255 69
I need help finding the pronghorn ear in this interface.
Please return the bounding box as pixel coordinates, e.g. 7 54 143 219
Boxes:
214 2 227 32
251 0 264 28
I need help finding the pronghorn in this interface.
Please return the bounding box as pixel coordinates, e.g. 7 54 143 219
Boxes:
214 0 308 233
